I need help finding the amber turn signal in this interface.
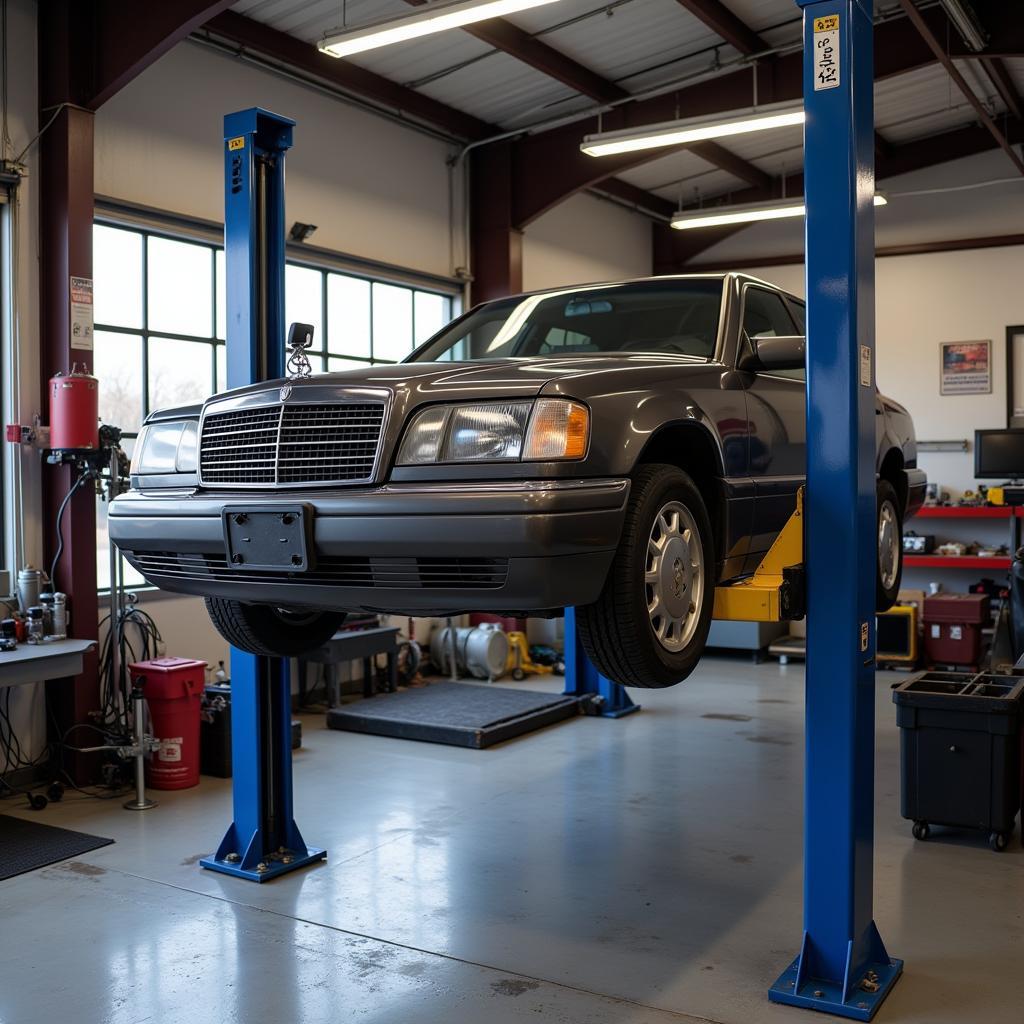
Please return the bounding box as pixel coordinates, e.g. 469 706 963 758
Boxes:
523 399 589 460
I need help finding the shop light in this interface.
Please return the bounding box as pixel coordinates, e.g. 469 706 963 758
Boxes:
319 0 564 59
671 193 887 230
580 101 805 158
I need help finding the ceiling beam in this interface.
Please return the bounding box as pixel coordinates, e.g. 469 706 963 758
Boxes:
689 140 772 189
510 6 971 226
592 178 677 219
653 118 1024 270
897 0 1024 176
402 0 627 104
202 11 497 140
681 232 1024 272
981 57 1023 121
673 0 768 56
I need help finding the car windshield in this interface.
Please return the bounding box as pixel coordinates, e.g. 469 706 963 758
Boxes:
408 279 724 363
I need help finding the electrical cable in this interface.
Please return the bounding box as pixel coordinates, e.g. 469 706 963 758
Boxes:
887 177 1024 199
49 471 91 594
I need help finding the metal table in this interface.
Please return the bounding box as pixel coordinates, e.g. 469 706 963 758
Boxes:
298 626 400 707
0 639 96 688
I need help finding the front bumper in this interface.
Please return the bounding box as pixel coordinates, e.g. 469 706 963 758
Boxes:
109 478 630 615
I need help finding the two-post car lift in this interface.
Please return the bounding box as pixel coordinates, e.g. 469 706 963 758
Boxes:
203 1 901 1013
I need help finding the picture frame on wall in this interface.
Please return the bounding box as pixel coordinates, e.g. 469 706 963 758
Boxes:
939 339 991 396
1007 326 1024 427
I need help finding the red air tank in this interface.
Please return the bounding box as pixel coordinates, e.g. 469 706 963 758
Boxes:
49 369 99 450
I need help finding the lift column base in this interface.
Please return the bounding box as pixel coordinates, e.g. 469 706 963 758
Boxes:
769 924 903 1021
201 843 325 883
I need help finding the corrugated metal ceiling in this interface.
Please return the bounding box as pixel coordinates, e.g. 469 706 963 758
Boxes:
227 0 1015 204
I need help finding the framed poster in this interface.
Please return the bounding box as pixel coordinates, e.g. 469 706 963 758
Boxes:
940 340 991 396
1007 326 1024 427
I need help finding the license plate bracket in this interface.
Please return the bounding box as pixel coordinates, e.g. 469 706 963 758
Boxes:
223 505 313 572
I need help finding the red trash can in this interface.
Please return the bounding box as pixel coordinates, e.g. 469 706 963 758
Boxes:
130 658 207 790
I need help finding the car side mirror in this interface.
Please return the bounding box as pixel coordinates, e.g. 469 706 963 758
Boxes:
740 333 806 371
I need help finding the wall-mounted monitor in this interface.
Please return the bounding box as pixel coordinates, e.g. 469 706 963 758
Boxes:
975 429 1024 479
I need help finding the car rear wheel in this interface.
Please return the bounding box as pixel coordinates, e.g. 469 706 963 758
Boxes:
876 479 903 612
205 598 344 657
577 464 715 688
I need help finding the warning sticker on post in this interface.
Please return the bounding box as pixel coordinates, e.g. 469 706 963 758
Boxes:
70 276 94 352
813 14 840 91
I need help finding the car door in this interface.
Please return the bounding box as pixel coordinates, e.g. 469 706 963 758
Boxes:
738 284 807 564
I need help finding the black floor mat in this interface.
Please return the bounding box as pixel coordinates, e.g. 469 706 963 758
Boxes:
0 815 114 881
327 682 581 748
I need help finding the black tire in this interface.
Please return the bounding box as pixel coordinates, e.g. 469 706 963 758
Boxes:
577 464 715 688
204 598 344 657
877 479 903 612
912 821 930 841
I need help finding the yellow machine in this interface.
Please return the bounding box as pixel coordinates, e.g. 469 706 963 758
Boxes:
505 631 553 681
876 604 918 665
713 487 806 623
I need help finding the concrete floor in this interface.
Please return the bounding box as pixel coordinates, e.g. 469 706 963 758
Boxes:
2 656 1022 1024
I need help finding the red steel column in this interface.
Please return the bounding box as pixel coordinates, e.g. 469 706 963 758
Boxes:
470 141 523 304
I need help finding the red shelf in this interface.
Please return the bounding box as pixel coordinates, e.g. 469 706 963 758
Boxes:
912 506 1018 519
904 555 1011 570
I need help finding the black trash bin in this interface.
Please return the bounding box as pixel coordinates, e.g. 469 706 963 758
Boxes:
893 671 1024 851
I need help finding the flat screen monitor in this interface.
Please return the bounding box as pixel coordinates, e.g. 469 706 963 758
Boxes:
974 429 1024 479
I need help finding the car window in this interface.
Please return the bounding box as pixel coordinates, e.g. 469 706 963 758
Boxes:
787 298 806 334
409 280 724 363
742 286 798 338
743 286 804 382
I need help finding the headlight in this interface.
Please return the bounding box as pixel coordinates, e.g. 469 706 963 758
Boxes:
396 399 589 465
131 420 199 475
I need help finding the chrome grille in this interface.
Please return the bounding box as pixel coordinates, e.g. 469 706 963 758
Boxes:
200 400 385 487
126 551 509 590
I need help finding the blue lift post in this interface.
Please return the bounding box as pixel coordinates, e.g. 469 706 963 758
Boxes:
200 108 326 883
769 2 902 1019
562 607 639 717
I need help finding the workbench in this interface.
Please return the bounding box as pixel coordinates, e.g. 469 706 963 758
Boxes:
0 639 96 688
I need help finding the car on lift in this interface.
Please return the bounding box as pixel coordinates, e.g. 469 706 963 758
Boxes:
109 273 924 688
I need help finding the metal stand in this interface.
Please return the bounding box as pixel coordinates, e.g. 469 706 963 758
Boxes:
200 108 325 883
123 682 157 811
768 3 902 1018
562 607 639 718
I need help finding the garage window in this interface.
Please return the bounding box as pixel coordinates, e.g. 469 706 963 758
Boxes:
93 219 459 587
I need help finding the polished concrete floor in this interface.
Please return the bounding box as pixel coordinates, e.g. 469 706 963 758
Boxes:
2 656 1022 1024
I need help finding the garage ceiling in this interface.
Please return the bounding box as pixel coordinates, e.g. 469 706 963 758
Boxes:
205 0 1024 259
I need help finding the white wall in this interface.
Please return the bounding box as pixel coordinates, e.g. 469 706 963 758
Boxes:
738 246 1024 496
522 192 651 290
95 41 463 280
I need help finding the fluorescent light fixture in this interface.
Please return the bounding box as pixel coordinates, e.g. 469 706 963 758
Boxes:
319 0 564 59
671 193 887 230
938 0 987 52
580 100 805 158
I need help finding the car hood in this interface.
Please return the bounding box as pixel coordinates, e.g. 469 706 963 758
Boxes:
206 354 712 406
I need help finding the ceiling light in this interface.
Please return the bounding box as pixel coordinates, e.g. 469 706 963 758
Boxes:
580 101 805 158
938 0 988 52
319 0 564 59
671 194 887 230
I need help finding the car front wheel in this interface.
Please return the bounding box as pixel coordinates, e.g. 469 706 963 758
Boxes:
205 598 344 657
577 464 715 688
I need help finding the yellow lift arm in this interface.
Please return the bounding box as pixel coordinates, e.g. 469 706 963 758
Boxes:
713 487 806 623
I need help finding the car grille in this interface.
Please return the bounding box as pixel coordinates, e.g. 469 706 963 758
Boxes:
125 551 510 590
200 401 385 487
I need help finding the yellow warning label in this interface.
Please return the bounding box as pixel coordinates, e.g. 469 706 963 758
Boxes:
228 136 246 151
814 14 839 33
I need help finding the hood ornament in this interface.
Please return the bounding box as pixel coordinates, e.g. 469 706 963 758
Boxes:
285 321 315 382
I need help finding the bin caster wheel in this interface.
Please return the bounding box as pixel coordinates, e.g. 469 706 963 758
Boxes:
27 793 47 811
912 821 930 841
512 668 526 681
47 781 65 803
989 831 1009 852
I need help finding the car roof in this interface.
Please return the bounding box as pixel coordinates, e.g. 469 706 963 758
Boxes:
480 272 802 308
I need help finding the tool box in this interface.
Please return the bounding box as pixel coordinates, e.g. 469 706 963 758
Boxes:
922 593 990 667
893 671 1023 851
